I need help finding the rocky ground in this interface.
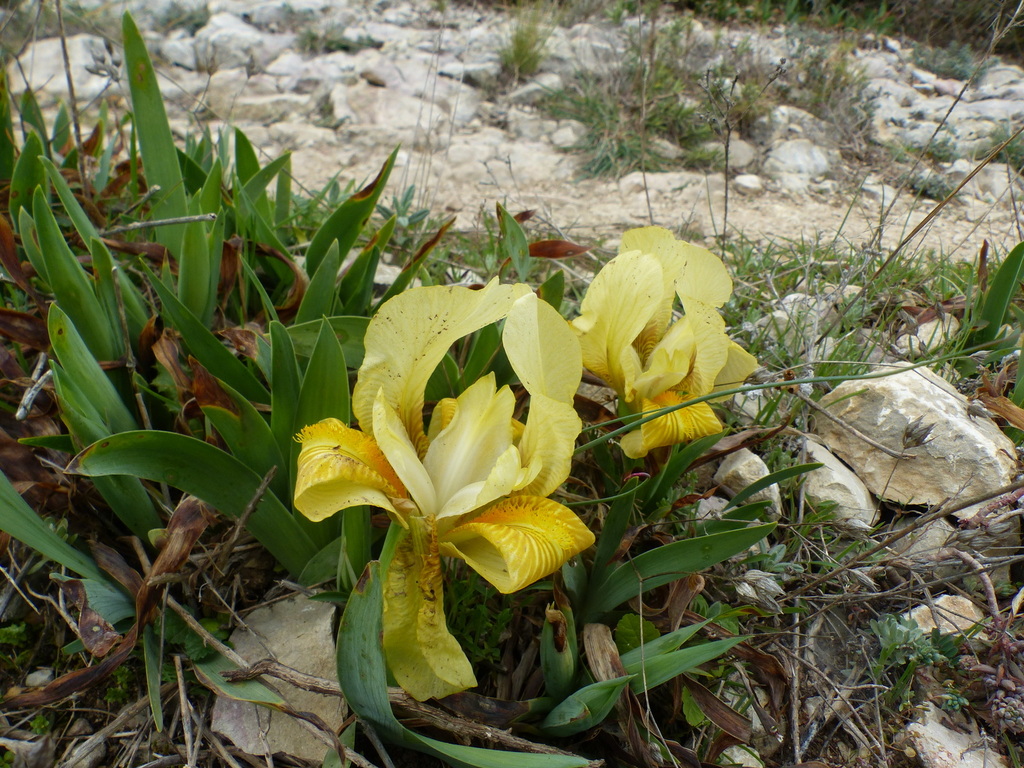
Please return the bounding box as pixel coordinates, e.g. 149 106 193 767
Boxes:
5 1 1024 766
8 0 1024 261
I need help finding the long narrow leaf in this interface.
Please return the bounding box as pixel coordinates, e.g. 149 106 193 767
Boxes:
10 131 45 232
723 463 821 511
305 149 397 276
34 189 117 361
974 241 1024 345
122 12 187 255
0 472 105 581
624 638 744 693
296 241 341 324
144 265 269 404
269 321 301 490
48 306 136 433
584 524 776 621
68 431 317 577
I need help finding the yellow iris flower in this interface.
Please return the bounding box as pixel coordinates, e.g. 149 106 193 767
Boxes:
572 227 757 459
294 280 594 701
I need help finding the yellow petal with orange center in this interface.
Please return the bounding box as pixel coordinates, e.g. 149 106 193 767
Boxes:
294 418 406 522
383 526 477 701
620 392 723 459
440 497 595 594
354 280 530 453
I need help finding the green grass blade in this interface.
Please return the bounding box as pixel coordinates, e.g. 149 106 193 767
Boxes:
275 155 291 226
373 217 453 311
41 156 99 241
68 431 318 577
243 152 290 202
269 321 301 490
195 366 289 504
18 91 47 153
122 12 188 255
584 524 776 621
973 240 1024 345
305 149 397 276
722 463 821 511
296 240 341 324
297 318 350 426
33 188 118 361
337 243 378 316
49 306 136 433
10 131 45 226
538 676 633 737
497 202 531 282
623 637 744 693
0 69 13 180
234 127 260 185
193 653 288 707
144 265 270 404
287 316 368 370
0 472 105 581
143 625 165 731
178 202 214 324
51 103 70 156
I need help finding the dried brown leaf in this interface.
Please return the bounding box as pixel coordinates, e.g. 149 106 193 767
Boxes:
0 308 49 349
528 240 590 260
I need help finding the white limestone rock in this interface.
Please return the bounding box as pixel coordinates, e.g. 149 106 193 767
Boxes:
713 449 781 518
211 596 344 763
802 439 878 526
814 366 1017 510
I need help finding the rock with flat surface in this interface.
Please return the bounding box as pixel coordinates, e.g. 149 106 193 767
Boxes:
211 595 344 763
802 439 878 526
815 367 1017 509
713 448 781 517
905 703 1007 768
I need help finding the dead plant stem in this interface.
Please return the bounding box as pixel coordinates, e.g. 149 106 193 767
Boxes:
54 0 88 197
787 477 1024 599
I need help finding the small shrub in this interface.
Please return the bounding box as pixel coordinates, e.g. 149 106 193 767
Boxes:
898 168 956 200
784 37 873 157
499 0 558 82
989 124 1024 171
911 40 990 81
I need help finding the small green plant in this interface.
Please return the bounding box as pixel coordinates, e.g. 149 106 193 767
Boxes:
911 40 990 81
898 168 956 201
104 665 135 705
28 714 51 736
499 0 558 83
0 623 28 647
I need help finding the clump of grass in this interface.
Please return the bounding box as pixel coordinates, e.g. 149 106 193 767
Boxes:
499 0 558 83
542 72 717 177
911 40 990 81
898 168 957 201
297 24 381 55
784 35 874 157
153 1 210 35
989 124 1024 171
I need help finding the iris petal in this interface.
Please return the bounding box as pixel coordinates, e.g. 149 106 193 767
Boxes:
294 418 405 522
441 497 595 593
373 393 438 518
383 527 477 701
423 375 518 519
572 251 663 402
354 280 530 451
620 392 723 459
